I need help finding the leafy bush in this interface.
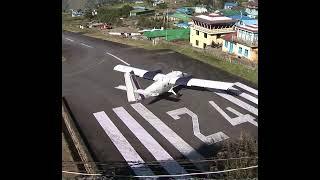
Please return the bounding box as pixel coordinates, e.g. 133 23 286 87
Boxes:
209 132 258 179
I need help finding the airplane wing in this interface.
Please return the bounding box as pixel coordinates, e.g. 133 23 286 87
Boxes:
169 75 234 91
113 64 166 81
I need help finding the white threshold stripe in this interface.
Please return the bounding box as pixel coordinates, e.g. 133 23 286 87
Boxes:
65 38 74 42
230 87 258 105
215 92 258 116
131 103 207 171
80 43 93 48
93 111 154 176
106 52 131 66
240 92 258 105
113 107 189 176
234 82 258 96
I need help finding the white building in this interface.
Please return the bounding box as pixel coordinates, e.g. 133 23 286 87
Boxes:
195 6 207 13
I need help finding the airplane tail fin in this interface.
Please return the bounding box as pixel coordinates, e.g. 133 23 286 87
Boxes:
116 71 146 102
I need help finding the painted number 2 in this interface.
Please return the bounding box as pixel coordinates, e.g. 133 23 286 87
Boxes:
167 107 229 145
166 101 258 145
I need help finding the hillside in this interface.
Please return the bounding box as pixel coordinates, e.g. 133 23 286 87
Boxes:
62 0 112 11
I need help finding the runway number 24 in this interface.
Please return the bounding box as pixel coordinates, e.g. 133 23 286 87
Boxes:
166 100 257 145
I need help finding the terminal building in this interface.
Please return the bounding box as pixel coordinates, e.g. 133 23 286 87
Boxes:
222 23 258 62
189 13 237 49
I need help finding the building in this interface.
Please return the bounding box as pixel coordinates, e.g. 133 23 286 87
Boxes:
176 22 190 28
228 15 258 26
70 9 83 17
168 12 192 22
152 0 165 7
176 7 194 15
237 19 258 26
135 0 144 4
143 28 190 42
130 8 155 16
221 23 258 61
219 9 247 17
228 14 252 21
245 0 258 18
190 13 237 49
195 5 208 14
224 2 238 9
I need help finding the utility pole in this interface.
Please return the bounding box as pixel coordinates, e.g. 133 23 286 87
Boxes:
166 8 168 41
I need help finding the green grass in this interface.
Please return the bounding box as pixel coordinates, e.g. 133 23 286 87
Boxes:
151 43 257 84
173 46 258 84
62 13 89 33
63 13 258 85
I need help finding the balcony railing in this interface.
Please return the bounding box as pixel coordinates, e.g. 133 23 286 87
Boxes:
230 35 258 47
191 25 235 34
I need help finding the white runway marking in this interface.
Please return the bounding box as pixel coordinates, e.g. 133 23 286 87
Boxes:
226 107 258 127
215 92 258 116
234 82 258 96
131 103 207 171
229 87 258 105
209 101 258 127
106 52 131 66
93 111 154 176
65 38 74 42
167 107 229 144
239 92 258 105
80 43 93 48
113 107 188 175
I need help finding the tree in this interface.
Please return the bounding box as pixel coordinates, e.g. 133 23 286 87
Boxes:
84 9 94 20
137 17 164 29
144 0 153 5
96 5 133 25
157 3 168 9
119 5 133 17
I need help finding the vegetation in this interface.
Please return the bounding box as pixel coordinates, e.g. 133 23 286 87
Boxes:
84 9 94 20
144 0 153 6
157 3 168 9
137 17 167 29
62 13 89 33
96 5 133 25
209 132 258 179
82 31 257 84
62 0 258 85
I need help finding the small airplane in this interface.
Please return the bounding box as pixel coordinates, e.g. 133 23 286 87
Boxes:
113 64 235 102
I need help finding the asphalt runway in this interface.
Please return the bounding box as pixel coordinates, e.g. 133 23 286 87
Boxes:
62 31 258 177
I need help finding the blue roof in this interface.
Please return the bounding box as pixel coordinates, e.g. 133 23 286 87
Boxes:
240 19 258 25
224 2 238 7
229 15 252 20
176 23 189 28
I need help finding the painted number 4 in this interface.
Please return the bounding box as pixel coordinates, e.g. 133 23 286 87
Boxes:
166 101 257 145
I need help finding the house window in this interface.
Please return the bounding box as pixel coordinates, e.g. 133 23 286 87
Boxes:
196 40 199 46
196 30 199 35
204 33 207 38
203 43 207 49
224 41 228 48
244 49 249 57
238 47 242 54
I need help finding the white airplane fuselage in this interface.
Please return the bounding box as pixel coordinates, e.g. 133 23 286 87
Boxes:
113 64 235 102
143 71 184 97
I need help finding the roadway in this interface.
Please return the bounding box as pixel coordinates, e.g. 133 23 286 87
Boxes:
62 31 258 177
